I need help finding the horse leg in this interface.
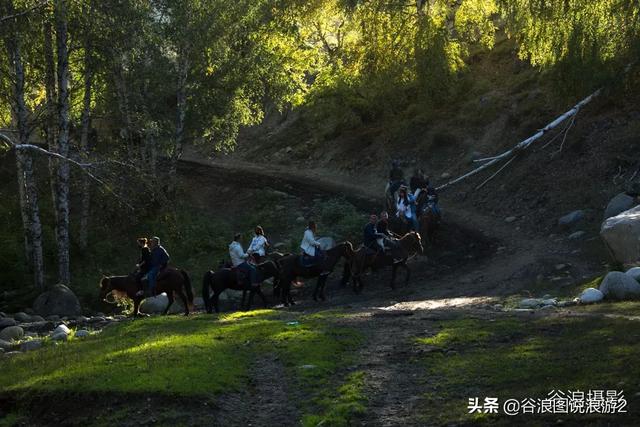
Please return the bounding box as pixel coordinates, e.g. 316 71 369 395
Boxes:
133 298 141 317
319 274 328 301
247 289 256 310
213 291 221 313
256 287 267 308
177 289 189 316
241 289 248 311
163 292 175 315
312 277 320 302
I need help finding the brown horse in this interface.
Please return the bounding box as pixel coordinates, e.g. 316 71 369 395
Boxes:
99 268 194 316
347 231 423 293
277 241 354 305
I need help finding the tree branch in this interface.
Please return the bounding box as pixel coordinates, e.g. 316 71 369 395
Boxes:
0 0 50 24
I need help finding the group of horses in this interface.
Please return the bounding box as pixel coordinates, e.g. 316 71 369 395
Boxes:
98 229 426 317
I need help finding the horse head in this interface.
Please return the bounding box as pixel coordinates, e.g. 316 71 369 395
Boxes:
337 241 355 259
400 232 423 256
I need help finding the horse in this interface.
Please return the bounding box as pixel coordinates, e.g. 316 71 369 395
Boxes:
347 231 423 294
201 260 281 313
99 268 194 316
277 241 355 306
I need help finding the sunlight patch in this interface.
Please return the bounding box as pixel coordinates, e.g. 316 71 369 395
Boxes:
377 296 493 311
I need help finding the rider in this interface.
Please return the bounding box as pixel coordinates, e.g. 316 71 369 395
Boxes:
388 160 405 196
363 214 385 253
300 220 323 264
247 226 269 263
147 236 170 296
396 186 419 231
377 211 401 256
423 178 441 217
134 237 151 297
229 233 248 267
236 252 260 289
410 168 428 198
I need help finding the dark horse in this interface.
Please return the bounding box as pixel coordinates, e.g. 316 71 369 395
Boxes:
347 231 423 293
415 192 440 244
201 260 281 313
277 241 354 306
99 268 194 316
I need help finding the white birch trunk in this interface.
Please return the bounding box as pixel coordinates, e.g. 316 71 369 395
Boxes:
78 9 93 250
55 0 71 285
169 52 189 185
43 18 58 223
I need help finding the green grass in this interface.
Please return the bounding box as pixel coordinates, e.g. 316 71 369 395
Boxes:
0 310 362 399
302 371 368 427
416 316 640 425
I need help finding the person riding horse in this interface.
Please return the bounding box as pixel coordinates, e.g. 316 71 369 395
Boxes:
300 221 323 266
134 237 151 296
363 214 386 254
247 226 270 263
147 236 170 296
229 233 248 267
396 186 419 231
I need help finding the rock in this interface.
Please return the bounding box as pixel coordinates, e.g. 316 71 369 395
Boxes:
0 318 17 330
568 231 586 240
33 284 81 317
541 299 557 306
492 304 504 311
558 210 585 228
604 193 637 220
440 172 451 179
3 351 22 357
0 326 24 341
46 315 60 322
579 288 604 304
299 364 317 369
557 300 578 307
20 321 55 334
519 298 543 309
0 339 14 351
29 315 45 322
167 299 187 315
626 181 640 197
20 339 43 352
193 297 205 309
52 324 71 336
285 146 293 153
139 293 169 314
600 206 640 264
74 330 90 338
599 271 640 300
317 237 336 251
295 216 306 223
14 312 31 323
539 304 556 311
555 264 568 271
51 332 67 341
88 316 106 324
625 267 640 283
76 315 90 323
505 216 517 223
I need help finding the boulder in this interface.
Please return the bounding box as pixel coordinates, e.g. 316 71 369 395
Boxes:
52 324 71 336
579 288 604 304
317 237 336 251
33 284 81 317
139 293 169 314
599 271 640 300
604 193 637 220
0 326 24 341
568 231 586 240
20 321 55 334
193 297 205 309
29 315 45 322
0 339 14 351
51 332 67 342
167 299 187 315
76 315 90 324
558 210 585 228
518 298 543 309
600 206 640 264
0 318 16 330
625 267 640 282
20 339 43 352
14 312 31 323
74 330 90 338
504 216 517 223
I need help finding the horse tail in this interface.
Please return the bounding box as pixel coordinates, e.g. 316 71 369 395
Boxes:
179 269 194 305
202 271 213 313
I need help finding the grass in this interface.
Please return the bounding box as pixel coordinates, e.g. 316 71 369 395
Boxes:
302 371 368 427
415 315 640 425
0 309 364 425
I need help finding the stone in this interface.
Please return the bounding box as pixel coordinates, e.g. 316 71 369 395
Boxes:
3 351 22 357
505 216 517 223
88 316 106 324
29 315 45 322
625 267 640 282
139 293 169 314
599 271 640 300
604 193 637 221
541 299 557 306
558 210 585 228
0 339 13 351
600 205 640 264
285 146 293 153
20 339 43 352
568 231 586 240
51 332 67 342
0 318 17 330
555 264 568 271
539 304 556 311
519 298 543 309
33 284 81 317
74 330 90 338
52 324 71 336
21 321 55 334
295 216 305 223
76 315 90 323
46 315 60 322
0 326 24 341
440 172 451 179
193 297 205 309
557 300 578 307
14 312 31 323
579 288 604 304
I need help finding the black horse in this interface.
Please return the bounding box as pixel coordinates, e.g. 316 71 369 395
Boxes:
277 241 354 306
201 260 280 313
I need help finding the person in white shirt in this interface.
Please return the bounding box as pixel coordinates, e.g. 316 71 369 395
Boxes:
396 186 418 231
247 226 269 262
300 221 323 264
228 233 248 267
